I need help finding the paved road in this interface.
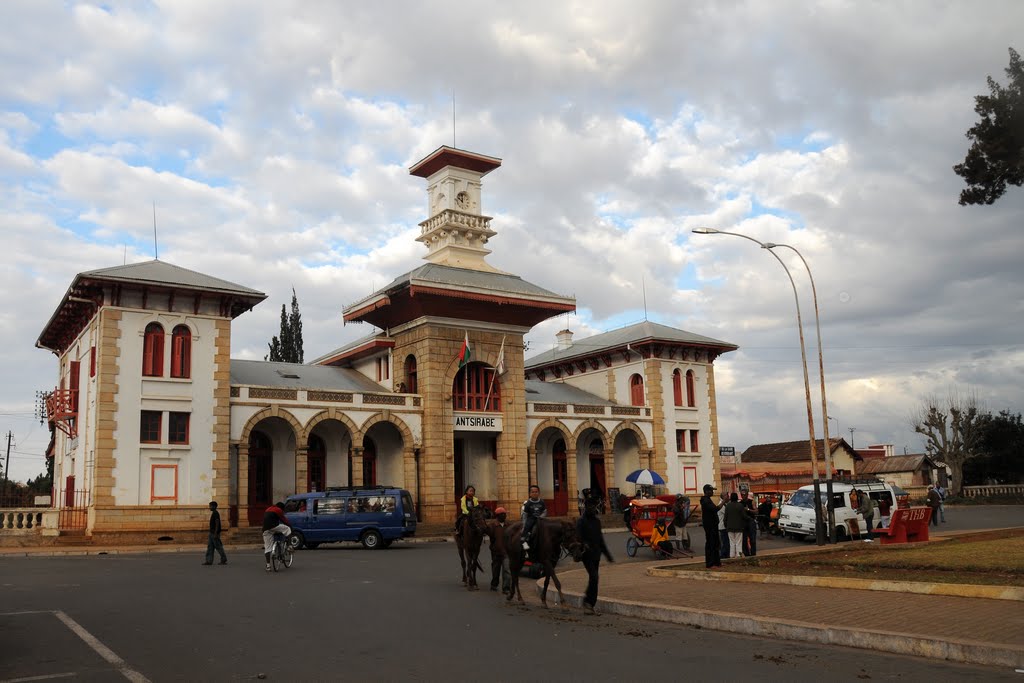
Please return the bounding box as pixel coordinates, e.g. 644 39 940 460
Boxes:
2 510 1020 683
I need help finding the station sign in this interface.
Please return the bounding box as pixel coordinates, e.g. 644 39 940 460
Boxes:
453 413 503 432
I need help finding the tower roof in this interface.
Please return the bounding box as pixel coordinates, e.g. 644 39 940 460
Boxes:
409 146 502 178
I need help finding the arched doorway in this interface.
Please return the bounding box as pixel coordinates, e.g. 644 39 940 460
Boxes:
552 438 568 515
248 431 272 526
362 437 377 487
308 434 326 492
589 438 606 498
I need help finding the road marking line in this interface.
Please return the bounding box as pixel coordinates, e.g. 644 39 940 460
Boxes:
53 611 151 683
0 672 77 682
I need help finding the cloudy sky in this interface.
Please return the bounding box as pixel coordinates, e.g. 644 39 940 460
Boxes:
3 1 1022 483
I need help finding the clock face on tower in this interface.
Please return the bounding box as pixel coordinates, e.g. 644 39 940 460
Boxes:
455 191 470 210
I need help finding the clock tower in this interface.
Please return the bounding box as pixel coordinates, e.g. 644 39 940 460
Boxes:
411 146 503 273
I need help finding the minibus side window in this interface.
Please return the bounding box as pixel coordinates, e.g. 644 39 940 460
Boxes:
315 498 346 515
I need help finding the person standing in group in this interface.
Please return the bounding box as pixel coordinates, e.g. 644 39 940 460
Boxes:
724 492 750 559
718 491 729 558
756 496 774 539
699 484 723 568
489 507 512 594
202 501 227 566
576 492 614 615
671 493 690 550
857 489 876 541
739 489 757 556
926 485 942 527
935 483 947 522
877 494 892 529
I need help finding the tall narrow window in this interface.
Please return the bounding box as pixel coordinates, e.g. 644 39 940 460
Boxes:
405 355 417 393
672 369 683 406
141 411 162 443
143 323 165 377
686 370 696 407
629 374 645 407
690 429 700 453
69 360 81 413
168 412 190 445
170 325 191 379
676 429 686 453
452 362 500 412
89 346 96 377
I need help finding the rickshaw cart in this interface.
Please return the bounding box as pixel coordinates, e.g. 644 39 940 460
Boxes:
625 498 694 559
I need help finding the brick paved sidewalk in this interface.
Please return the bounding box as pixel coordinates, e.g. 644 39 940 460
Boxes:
550 556 1024 667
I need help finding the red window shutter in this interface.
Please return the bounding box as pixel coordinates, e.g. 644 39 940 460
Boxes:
143 324 164 377
673 370 683 406
630 374 644 407
686 370 696 407
89 347 96 377
69 361 81 413
690 430 699 452
171 326 191 378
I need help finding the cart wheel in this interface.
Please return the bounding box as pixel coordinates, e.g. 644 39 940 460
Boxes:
626 536 639 557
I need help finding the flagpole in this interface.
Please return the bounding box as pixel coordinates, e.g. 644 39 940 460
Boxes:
484 336 505 411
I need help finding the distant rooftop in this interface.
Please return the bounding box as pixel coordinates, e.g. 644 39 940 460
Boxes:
81 259 265 297
230 359 384 393
525 320 736 369
525 380 615 406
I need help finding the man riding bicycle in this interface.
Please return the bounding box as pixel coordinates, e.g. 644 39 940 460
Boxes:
262 501 292 572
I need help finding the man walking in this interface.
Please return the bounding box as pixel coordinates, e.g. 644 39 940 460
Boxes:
926 485 942 527
935 483 947 522
739 489 757 556
576 493 614 615
699 484 723 568
202 501 227 566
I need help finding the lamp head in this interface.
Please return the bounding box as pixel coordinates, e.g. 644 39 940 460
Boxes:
692 227 718 234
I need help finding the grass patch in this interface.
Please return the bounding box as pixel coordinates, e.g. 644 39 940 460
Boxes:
687 528 1024 587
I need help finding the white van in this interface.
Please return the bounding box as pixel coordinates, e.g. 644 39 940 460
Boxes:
778 481 905 541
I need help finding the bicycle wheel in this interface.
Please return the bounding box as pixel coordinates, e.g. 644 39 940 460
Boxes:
271 541 281 572
626 536 639 557
283 544 294 568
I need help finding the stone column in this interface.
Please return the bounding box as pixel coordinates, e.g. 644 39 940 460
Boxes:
402 448 417 493
351 447 364 487
526 447 538 487
294 445 308 494
565 435 579 517
602 448 615 498
237 443 250 527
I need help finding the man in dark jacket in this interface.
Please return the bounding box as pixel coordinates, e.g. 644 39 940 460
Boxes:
926 485 942 527
740 490 757 556
576 494 614 615
203 501 227 565
699 484 723 568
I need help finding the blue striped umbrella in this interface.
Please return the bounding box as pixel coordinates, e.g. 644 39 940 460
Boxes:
625 468 666 486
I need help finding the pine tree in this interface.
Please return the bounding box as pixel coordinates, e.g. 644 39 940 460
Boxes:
266 288 304 363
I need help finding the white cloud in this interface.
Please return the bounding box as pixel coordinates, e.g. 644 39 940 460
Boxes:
2 1 1023 482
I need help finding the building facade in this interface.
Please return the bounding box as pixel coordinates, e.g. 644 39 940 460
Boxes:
39 145 736 536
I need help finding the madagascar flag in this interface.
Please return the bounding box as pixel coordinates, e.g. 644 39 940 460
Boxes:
457 332 471 368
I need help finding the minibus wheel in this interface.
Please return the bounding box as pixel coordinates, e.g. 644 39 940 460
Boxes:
361 529 383 549
288 530 305 550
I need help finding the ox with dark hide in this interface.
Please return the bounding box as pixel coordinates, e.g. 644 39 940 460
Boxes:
504 518 585 607
455 505 491 590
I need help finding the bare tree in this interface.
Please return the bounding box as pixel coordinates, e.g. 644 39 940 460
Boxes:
912 391 986 496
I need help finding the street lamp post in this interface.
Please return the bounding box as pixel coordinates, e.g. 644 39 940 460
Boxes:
693 227 825 545
765 242 835 543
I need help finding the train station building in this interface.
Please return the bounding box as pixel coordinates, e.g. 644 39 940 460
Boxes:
37 145 736 536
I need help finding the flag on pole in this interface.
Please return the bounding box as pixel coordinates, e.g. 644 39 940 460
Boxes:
457 332 472 368
494 336 506 376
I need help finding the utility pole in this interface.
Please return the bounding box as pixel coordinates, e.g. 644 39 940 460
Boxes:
848 427 856 449
3 431 11 490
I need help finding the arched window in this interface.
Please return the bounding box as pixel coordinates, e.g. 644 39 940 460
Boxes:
405 355 418 394
629 374 645 407
170 325 191 379
308 434 326 493
452 362 501 412
142 323 164 377
686 370 696 407
672 369 683 406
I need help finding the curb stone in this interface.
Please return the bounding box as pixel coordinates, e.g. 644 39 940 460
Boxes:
540 578 1024 669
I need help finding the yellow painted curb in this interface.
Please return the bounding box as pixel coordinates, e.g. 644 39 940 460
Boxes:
647 565 1024 601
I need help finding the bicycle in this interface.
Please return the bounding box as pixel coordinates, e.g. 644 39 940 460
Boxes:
271 531 294 572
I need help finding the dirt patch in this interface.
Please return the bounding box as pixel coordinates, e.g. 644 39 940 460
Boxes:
680 528 1024 587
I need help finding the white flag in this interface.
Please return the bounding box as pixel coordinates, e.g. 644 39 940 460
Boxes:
494 336 507 376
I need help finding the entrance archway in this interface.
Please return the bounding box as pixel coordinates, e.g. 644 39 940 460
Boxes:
248 431 272 526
